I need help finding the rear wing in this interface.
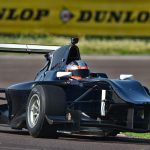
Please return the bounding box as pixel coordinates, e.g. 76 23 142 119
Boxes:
0 44 60 54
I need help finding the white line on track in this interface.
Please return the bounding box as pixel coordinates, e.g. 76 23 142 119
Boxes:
0 55 150 60
0 146 39 150
82 55 150 60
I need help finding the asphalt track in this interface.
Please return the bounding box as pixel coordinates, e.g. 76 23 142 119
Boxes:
0 55 150 150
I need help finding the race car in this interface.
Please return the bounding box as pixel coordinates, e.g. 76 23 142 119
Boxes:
0 37 150 138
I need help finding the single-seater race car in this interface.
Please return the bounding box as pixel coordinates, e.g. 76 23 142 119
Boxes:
0 37 150 138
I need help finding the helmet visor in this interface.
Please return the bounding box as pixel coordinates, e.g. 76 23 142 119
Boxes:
72 69 90 78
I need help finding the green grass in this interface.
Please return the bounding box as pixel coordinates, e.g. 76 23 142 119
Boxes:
124 132 150 139
0 35 150 55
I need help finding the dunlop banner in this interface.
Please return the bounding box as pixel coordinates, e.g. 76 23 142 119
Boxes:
0 0 150 36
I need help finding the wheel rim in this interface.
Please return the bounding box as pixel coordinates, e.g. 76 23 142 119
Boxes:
27 94 41 128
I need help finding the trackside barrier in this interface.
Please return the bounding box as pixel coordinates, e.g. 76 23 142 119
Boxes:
0 0 150 36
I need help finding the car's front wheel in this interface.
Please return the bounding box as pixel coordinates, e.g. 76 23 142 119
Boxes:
26 85 58 138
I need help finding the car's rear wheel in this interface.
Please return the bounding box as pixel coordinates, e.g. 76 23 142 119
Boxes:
26 85 58 138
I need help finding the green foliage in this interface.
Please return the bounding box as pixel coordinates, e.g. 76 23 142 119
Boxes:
0 35 150 55
125 132 150 139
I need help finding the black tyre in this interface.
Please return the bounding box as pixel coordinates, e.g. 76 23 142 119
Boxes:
26 85 59 138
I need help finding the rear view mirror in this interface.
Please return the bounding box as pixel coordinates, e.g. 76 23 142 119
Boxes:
56 72 72 78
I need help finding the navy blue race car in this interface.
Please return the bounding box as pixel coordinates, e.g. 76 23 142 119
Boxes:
0 37 150 138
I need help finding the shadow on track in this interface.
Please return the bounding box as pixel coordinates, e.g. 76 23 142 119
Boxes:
59 134 150 146
0 129 29 135
0 126 150 146
0 125 29 136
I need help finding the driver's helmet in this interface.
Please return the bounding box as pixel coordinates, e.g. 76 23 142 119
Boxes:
66 60 90 80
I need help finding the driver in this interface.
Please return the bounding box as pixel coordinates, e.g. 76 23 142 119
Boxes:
66 60 90 80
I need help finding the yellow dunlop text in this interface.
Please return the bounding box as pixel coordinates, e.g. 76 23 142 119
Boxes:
0 0 150 36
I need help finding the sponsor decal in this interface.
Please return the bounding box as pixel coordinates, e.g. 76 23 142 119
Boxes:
0 8 49 21
60 8 74 23
77 10 150 23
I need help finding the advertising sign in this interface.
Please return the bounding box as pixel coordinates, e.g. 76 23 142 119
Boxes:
0 0 150 36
